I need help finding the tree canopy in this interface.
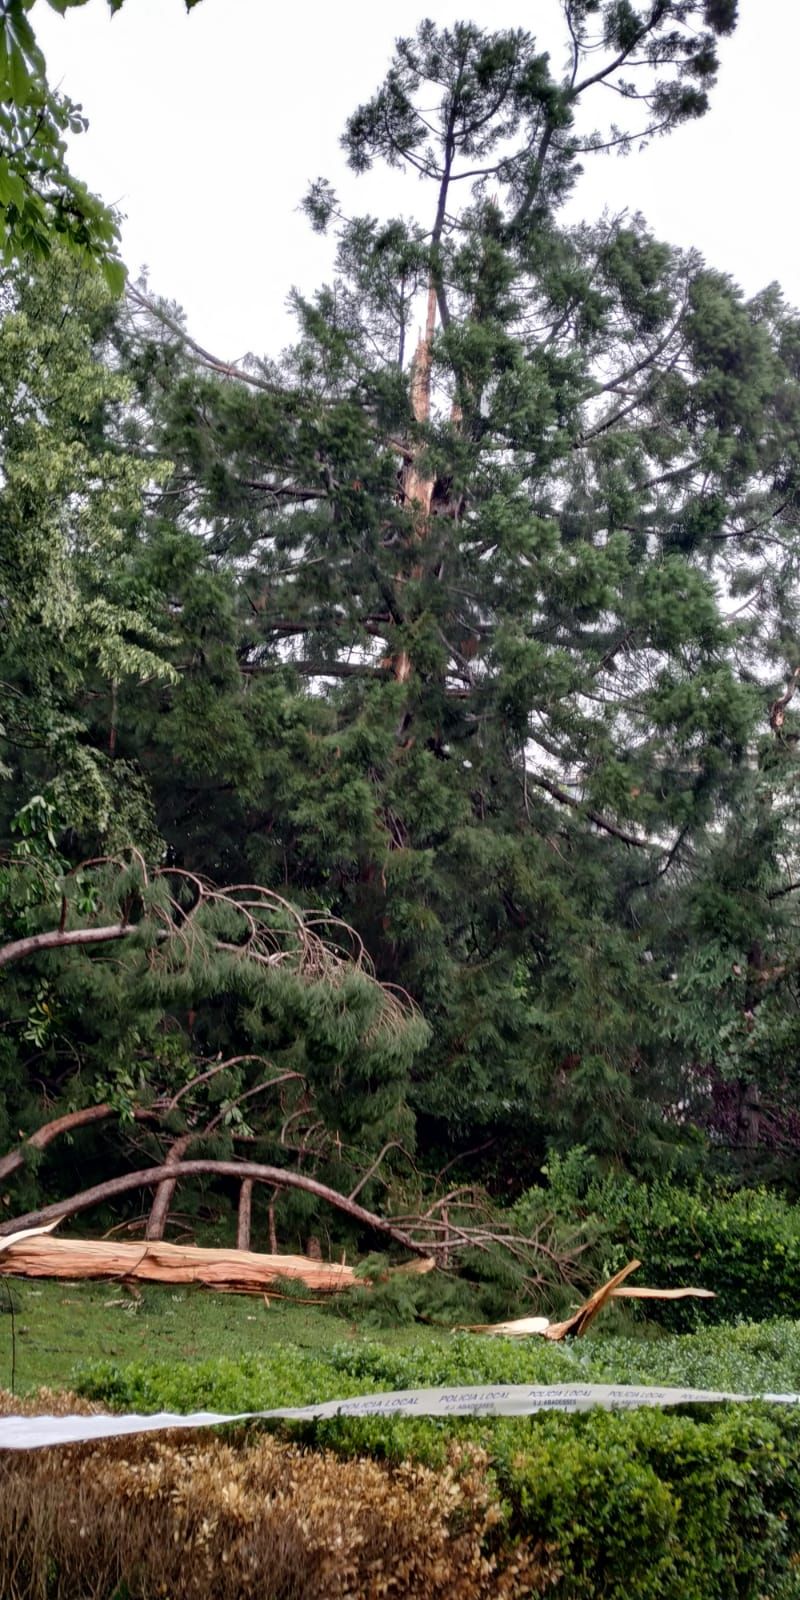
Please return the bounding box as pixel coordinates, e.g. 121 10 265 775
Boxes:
0 0 203 281
10 3 800 1261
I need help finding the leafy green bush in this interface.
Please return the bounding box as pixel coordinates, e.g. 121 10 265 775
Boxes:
77 1319 800 1417
74 1324 800 1599
518 1149 800 1325
494 1405 800 1600
76 1348 355 1415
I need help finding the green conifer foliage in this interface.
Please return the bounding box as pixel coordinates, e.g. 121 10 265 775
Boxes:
15 4 800 1225
108 9 800 1187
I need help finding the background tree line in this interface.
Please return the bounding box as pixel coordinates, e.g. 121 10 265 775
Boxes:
9 0 800 1259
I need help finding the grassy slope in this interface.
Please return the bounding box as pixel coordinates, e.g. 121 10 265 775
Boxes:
0 1277 434 1393
4 1272 800 1403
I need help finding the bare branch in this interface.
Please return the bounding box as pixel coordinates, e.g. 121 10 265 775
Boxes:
525 770 652 848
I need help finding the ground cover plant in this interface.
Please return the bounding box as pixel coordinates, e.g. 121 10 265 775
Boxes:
5 1317 800 1599
70 1317 800 1440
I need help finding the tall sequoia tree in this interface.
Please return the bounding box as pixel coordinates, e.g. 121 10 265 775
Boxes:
15 3 800 1197
103 5 800 1183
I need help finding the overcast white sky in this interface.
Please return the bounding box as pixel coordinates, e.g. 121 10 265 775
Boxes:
36 0 800 361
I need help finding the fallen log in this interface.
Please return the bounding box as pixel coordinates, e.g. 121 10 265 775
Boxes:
0 1233 357 1294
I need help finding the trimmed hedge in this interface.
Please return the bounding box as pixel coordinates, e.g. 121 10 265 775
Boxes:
494 1405 800 1600
68 1322 800 1599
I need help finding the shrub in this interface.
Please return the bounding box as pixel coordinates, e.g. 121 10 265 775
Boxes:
76 1320 800 1459
518 1150 800 1325
8 1362 800 1598
71 1323 800 1596
0 1414 552 1599
493 1404 800 1600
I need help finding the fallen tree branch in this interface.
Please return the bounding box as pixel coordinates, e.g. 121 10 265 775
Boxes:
0 1105 158 1184
0 1234 355 1294
145 1135 193 1242
0 1159 585 1288
0 1160 426 1254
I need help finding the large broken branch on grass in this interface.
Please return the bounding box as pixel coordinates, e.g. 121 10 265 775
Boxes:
0 1160 426 1254
0 1161 585 1289
0 1233 357 1294
465 1261 716 1340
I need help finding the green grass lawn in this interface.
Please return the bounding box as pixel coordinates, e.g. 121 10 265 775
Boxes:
0 1276 437 1394
5 1268 800 1404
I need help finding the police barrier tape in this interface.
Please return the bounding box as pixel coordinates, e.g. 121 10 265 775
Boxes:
3 1384 800 1450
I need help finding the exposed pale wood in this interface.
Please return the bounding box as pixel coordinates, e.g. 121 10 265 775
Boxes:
0 1220 61 1255
465 1263 715 1338
612 1285 716 1301
0 1234 356 1294
543 1259 642 1339
463 1315 551 1337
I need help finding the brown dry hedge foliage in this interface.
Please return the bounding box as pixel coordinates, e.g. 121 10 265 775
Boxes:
0 1392 555 1600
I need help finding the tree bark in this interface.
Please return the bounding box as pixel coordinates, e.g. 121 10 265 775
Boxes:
0 1160 425 1254
237 1177 253 1251
145 1134 192 1241
736 1081 761 1148
0 923 130 970
0 1104 157 1184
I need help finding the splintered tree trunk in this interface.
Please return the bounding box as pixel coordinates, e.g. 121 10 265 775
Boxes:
237 1177 253 1251
401 281 437 518
391 282 438 715
145 1134 192 1240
